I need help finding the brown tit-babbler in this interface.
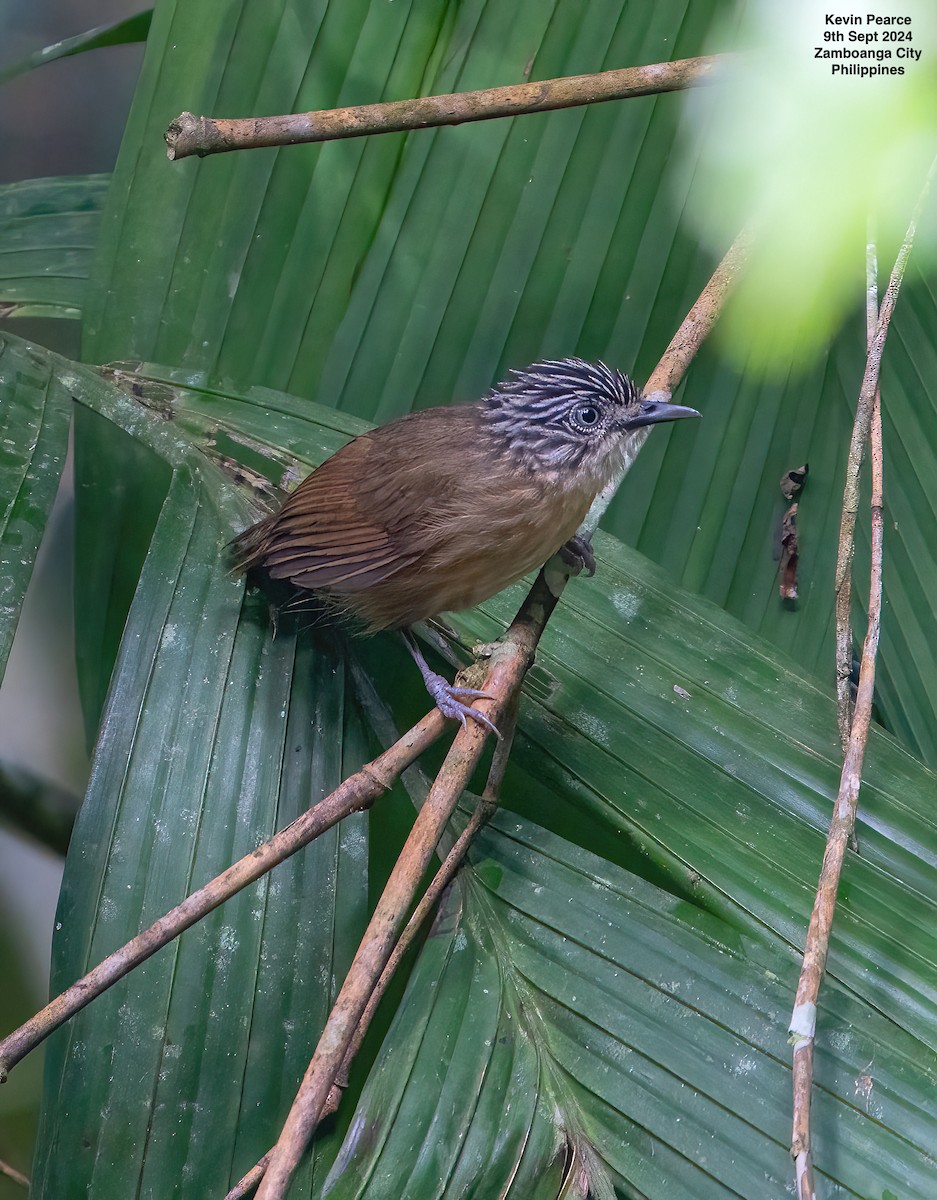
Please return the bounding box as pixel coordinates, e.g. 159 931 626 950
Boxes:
232 358 699 731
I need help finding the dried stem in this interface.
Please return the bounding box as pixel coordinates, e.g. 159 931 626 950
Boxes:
0 1158 29 1189
166 56 723 160
834 225 885 751
790 159 936 1198
831 165 935 751
0 710 446 1081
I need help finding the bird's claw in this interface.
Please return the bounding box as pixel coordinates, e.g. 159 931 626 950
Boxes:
425 672 501 738
446 685 496 701
559 534 596 577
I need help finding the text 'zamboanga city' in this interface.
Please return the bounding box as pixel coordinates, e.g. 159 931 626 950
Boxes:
817 12 919 75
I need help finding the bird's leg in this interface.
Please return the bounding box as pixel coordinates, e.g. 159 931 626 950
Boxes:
401 629 500 737
559 533 596 577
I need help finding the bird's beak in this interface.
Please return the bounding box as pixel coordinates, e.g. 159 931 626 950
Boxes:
622 398 701 430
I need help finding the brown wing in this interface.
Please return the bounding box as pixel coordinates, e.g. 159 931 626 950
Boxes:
233 406 481 593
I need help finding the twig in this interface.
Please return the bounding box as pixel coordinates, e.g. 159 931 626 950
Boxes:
0 1158 29 1189
0 709 446 1081
321 695 519 1113
789 160 936 1198
832 165 935 751
833 228 881 749
224 1154 269 1200
165 56 723 160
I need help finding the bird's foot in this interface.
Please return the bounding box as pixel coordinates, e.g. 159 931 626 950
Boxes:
422 670 501 737
401 628 500 737
559 533 596 577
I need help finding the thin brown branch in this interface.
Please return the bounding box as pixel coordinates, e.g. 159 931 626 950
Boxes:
324 794 501 1113
789 159 936 1197
0 709 446 1082
834 227 882 749
832 166 935 752
645 227 752 402
0 1158 29 1189
165 55 723 160
324 700 518 1113
224 1154 269 1200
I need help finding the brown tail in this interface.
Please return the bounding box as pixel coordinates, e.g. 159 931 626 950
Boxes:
228 515 276 576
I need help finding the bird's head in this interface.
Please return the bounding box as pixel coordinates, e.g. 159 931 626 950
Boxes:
481 357 699 486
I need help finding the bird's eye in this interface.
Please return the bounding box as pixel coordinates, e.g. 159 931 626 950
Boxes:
571 403 601 430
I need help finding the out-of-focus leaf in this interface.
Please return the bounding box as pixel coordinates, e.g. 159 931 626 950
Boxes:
0 334 71 683
0 12 152 86
0 176 109 320
684 0 937 371
0 760 79 855
324 811 937 1200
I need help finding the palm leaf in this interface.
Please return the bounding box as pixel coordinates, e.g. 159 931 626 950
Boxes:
75 0 937 768
3 0 935 1193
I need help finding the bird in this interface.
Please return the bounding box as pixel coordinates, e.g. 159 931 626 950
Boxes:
232 358 699 732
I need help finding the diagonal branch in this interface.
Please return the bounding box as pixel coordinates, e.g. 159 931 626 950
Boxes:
0 1157 29 1190
165 55 723 160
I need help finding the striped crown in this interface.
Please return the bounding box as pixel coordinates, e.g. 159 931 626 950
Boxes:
482 357 642 471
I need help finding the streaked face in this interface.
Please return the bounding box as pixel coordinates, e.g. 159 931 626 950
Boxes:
482 358 696 483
